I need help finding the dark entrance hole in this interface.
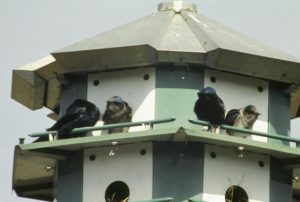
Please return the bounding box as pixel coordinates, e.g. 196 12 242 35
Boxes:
105 181 130 202
225 185 249 202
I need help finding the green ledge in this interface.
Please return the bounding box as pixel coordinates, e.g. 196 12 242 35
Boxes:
19 126 300 159
133 197 174 202
13 125 300 201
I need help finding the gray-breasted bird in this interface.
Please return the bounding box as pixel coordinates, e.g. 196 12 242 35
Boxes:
224 105 261 137
102 96 133 134
46 99 100 139
194 87 225 133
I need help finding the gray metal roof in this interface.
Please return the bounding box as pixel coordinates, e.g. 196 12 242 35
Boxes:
11 0 300 117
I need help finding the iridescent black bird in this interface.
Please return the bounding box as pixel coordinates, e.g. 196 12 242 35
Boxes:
47 99 100 139
194 87 225 133
102 96 133 134
224 105 260 137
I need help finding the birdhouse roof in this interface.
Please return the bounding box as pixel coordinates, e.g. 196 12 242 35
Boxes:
11 0 300 117
52 0 300 77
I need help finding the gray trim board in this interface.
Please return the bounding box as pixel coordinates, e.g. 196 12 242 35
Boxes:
269 157 293 202
56 150 84 202
60 74 88 115
268 82 290 145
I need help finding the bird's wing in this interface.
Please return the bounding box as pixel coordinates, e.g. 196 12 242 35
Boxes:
66 99 85 109
66 107 86 116
47 113 80 131
125 102 133 115
193 98 205 120
66 99 99 116
224 109 240 126
217 96 225 108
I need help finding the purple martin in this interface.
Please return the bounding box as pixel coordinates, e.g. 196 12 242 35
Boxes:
47 99 100 139
102 96 133 134
194 87 225 133
224 105 261 137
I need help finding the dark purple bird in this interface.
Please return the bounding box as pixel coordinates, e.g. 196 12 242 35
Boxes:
103 96 133 134
47 99 100 139
194 87 225 133
224 105 260 137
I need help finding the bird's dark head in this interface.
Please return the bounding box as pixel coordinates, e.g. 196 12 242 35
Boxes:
244 105 261 116
202 87 216 94
198 86 217 97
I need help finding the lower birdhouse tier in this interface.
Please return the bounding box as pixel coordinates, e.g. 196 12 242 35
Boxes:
13 125 300 202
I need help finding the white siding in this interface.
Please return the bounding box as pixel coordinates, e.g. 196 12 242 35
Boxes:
87 67 156 135
203 145 270 202
83 142 153 202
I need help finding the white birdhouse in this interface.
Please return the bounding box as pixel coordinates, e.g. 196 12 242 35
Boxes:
11 1 300 202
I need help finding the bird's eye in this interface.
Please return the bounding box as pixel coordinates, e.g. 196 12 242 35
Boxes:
113 102 123 106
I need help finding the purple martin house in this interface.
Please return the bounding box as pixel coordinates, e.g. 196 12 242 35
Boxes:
11 1 300 202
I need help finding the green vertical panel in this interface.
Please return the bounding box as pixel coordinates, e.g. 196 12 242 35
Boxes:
153 142 204 201
57 151 84 202
60 74 88 114
155 65 204 128
268 83 292 201
269 157 292 202
268 82 290 145
56 74 87 202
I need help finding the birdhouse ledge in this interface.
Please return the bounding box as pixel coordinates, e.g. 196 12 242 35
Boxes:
13 118 300 201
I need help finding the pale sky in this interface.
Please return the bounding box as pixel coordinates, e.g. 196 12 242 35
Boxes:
1 0 300 201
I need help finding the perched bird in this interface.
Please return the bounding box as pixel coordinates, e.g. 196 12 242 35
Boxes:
224 105 261 137
46 99 100 139
102 96 133 134
194 87 225 133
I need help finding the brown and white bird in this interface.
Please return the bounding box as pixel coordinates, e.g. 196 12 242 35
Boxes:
224 105 261 137
102 96 133 134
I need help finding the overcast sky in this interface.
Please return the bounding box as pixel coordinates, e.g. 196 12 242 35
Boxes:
1 0 300 201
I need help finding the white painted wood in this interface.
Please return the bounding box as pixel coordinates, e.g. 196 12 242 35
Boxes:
205 69 269 142
83 142 153 202
87 67 156 135
203 145 270 202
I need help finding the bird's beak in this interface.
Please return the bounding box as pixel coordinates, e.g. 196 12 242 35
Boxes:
255 112 261 115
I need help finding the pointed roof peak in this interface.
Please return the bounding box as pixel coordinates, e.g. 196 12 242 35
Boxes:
158 0 197 13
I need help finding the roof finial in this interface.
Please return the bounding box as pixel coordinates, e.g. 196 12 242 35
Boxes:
158 0 197 13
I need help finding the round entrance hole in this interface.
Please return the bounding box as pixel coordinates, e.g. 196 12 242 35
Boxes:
93 80 100 86
105 181 130 202
143 74 150 80
225 185 249 202
210 76 217 83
